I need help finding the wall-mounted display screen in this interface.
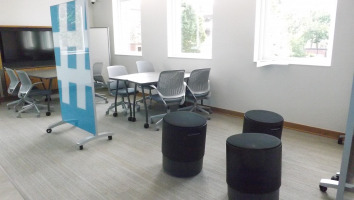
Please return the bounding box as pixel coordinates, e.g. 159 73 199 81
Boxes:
0 27 55 68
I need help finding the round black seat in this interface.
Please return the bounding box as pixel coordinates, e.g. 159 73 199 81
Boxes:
162 111 207 177
226 133 282 200
243 110 284 139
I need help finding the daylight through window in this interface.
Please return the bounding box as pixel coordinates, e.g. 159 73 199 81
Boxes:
254 0 337 67
168 0 213 59
112 0 141 56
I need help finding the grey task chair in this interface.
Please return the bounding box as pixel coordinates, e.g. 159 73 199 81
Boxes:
136 61 155 106
106 65 140 116
15 70 51 118
179 68 212 119
4 67 21 110
150 70 186 131
93 62 108 103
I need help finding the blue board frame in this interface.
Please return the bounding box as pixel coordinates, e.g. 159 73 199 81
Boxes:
50 0 97 135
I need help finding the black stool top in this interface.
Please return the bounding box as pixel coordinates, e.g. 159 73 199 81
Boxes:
244 110 284 126
164 111 206 128
227 133 281 150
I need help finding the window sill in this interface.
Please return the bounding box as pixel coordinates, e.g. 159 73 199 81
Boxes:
255 59 331 67
114 52 142 57
168 53 212 60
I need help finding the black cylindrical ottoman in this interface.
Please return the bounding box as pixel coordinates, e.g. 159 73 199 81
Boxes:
162 111 207 177
226 133 282 200
243 110 284 139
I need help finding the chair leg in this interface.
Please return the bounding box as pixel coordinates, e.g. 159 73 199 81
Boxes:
7 99 21 109
95 93 108 103
155 118 163 131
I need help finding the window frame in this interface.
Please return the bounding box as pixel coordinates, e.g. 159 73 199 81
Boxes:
112 0 142 56
167 0 213 59
253 0 337 67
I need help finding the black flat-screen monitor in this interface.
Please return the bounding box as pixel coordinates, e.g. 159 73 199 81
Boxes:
0 27 55 68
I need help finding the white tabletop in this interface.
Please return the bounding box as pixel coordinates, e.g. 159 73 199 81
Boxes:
110 72 190 85
26 69 57 79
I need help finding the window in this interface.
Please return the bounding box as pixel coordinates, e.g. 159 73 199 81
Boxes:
167 0 213 59
254 0 337 67
112 0 141 56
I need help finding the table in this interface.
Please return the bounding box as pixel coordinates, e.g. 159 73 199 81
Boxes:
110 72 190 128
26 69 57 116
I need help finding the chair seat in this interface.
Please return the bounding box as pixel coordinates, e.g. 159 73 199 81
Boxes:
186 91 209 99
151 94 183 103
110 88 138 96
29 88 52 96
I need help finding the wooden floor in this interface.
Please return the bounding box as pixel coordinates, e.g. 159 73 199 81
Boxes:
0 93 353 200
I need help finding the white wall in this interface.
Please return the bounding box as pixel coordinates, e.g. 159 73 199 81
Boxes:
91 0 354 133
0 0 94 27
0 0 353 133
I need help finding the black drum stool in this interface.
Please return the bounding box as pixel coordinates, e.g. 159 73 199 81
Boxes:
226 133 282 200
243 110 284 139
162 111 207 177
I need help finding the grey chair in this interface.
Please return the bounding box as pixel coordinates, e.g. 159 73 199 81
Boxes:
15 70 51 118
150 70 186 131
93 62 108 103
106 65 140 116
179 68 212 119
4 67 21 110
136 61 155 107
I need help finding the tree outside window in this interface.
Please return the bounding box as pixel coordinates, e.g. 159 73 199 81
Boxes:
254 0 337 66
168 0 213 59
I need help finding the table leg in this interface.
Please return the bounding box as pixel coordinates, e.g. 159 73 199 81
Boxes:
46 78 53 116
141 85 149 128
113 80 119 117
131 83 137 122
124 80 133 121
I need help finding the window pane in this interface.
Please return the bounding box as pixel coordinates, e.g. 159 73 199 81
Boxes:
168 0 213 59
255 0 337 65
112 0 141 55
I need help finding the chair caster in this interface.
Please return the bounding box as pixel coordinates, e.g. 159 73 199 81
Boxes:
113 112 118 117
338 137 344 144
79 145 83 150
132 117 136 122
108 136 113 140
319 185 327 192
105 100 108 104
46 129 52 133
128 116 133 121
106 111 109 115
144 123 149 128
46 112 51 116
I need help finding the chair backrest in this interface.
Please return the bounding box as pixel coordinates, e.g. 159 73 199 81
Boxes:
187 68 211 95
15 70 33 97
157 70 186 98
107 65 129 90
92 62 105 83
136 61 155 73
4 67 20 95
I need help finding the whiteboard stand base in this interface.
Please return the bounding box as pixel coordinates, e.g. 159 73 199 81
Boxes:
319 175 354 193
76 132 113 150
46 120 113 150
